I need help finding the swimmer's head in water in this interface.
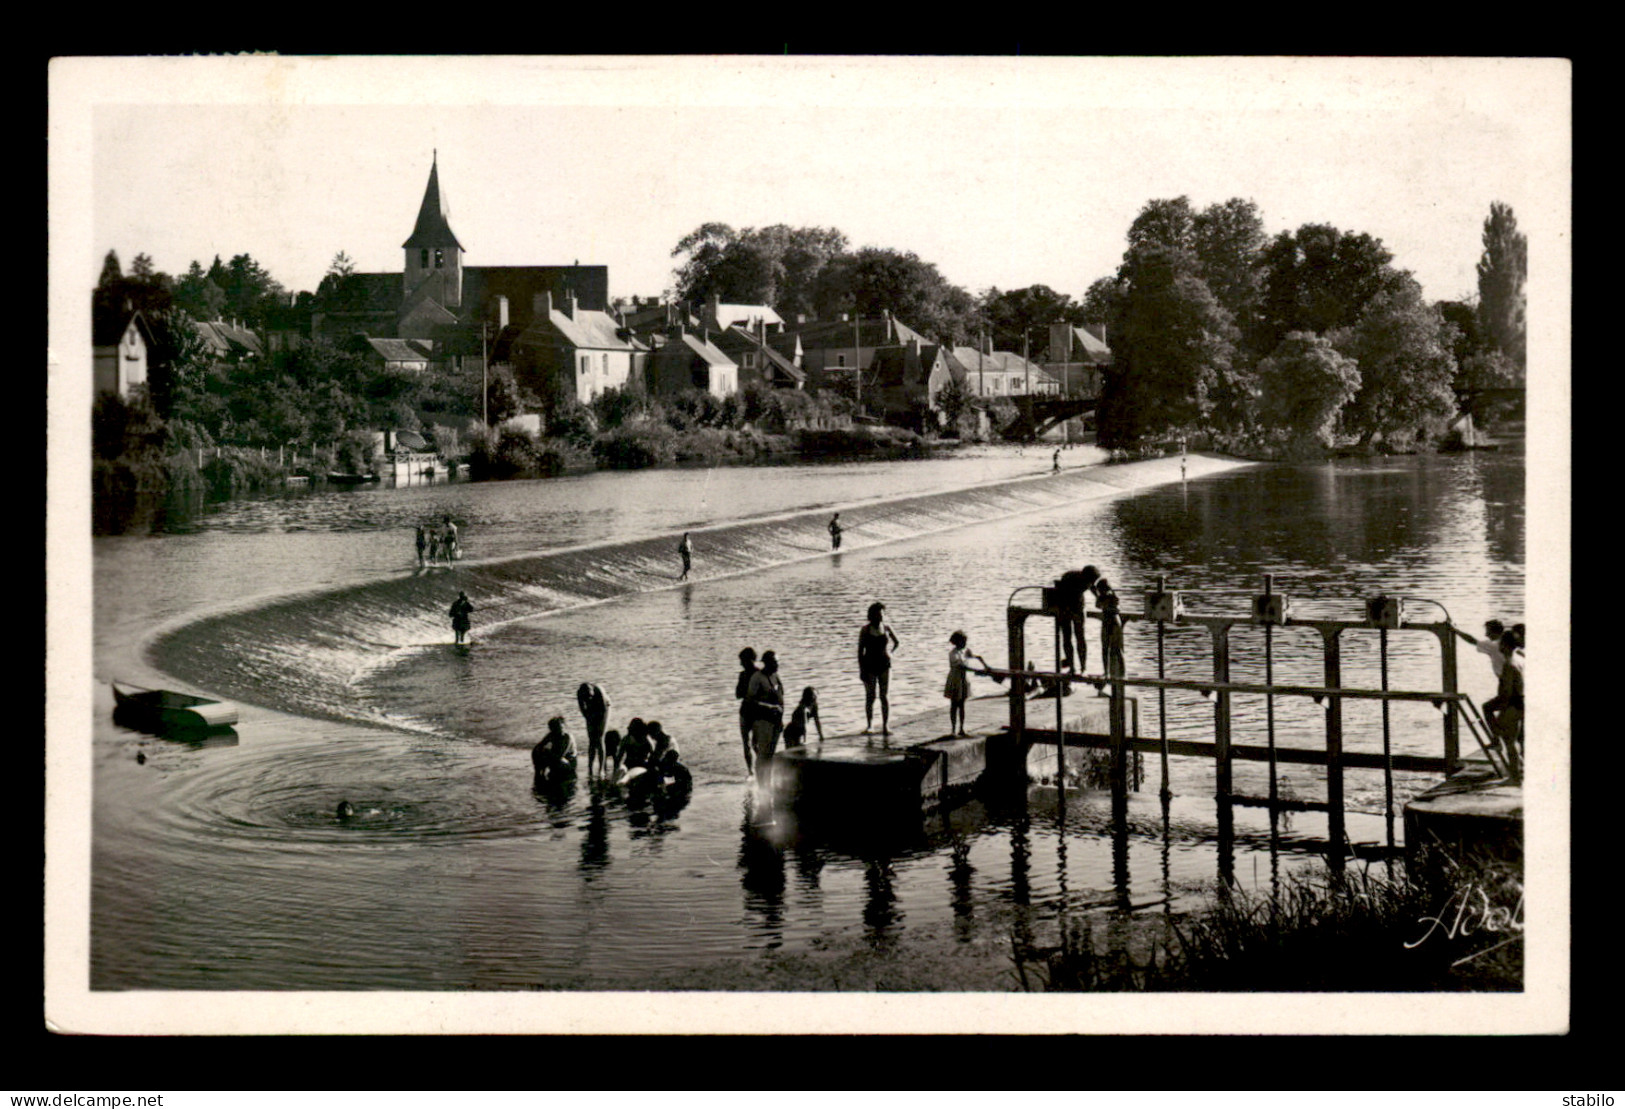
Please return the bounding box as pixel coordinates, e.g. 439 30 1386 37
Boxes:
336 800 356 820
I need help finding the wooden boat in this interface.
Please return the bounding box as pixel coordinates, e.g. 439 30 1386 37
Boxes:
326 472 379 485
112 681 239 733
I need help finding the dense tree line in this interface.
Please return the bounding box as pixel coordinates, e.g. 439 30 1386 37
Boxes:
1090 198 1527 453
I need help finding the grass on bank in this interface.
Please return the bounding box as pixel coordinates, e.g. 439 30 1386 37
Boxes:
1013 847 1523 993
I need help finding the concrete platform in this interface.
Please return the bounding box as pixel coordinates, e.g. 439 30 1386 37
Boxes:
1403 762 1522 873
771 689 1132 813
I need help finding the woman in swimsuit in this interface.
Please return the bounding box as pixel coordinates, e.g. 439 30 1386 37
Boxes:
858 602 900 736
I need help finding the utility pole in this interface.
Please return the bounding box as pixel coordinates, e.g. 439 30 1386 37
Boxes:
481 319 489 427
853 311 862 413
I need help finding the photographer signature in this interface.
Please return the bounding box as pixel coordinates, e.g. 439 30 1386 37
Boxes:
1405 881 1524 966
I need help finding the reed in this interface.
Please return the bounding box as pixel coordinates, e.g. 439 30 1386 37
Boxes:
1013 849 1522 992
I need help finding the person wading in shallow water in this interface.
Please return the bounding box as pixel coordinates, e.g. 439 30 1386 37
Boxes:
448 591 474 645
747 650 785 784
735 647 760 775
829 513 843 550
677 532 693 580
859 602 901 736
576 682 612 778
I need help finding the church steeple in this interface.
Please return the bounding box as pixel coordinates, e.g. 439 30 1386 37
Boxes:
402 150 464 252
402 151 464 310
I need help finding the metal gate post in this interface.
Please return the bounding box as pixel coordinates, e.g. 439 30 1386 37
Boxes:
1322 626 1346 867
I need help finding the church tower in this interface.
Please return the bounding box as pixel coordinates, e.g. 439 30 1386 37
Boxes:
401 151 465 310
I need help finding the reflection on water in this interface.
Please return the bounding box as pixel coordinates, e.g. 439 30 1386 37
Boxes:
90 444 1524 989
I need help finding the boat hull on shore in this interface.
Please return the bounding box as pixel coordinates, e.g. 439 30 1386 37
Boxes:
112 681 239 734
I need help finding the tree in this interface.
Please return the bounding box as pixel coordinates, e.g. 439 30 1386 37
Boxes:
669 223 849 315
1331 275 1458 444
1256 224 1406 356
218 253 286 327
980 285 1084 354
98 250 123 289
1255 332 1362 447
1476 201 1527 374
1097 244 1240 446
130 253 159 281
1080 276 1122 329
173 260 228 321
1192 198 1267 334
935 379 970 435
814 247 979 344
328 251 356 278
1125 197 1197 258
669 222 739 303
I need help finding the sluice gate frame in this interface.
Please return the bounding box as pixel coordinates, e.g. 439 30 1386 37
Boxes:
989 575 1515 868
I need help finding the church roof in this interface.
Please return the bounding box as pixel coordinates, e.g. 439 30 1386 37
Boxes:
401 156 465 251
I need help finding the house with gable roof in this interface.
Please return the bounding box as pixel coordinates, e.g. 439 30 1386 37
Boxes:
92 301 154 398
867 336 956 424
647 325 738 399
1040 322 1112 396
781 310 928 394
710 322 805 391
506 291 642 405
699 294 784 335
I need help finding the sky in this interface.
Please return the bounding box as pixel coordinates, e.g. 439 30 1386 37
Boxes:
69 55 1569 310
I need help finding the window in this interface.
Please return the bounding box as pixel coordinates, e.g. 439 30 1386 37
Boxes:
836 354 846 367
434 248 444 269
602 353 609 374
420 249 429 268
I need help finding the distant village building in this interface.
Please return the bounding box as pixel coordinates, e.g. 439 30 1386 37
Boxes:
506 291 642 404
310 154 611 400
647 326 738 399
192 319 264 362
1041 322 1112 395
868 337 955 422
92 302 153 398
782 311 929 394
945 342 1062 397
711 322 805 391
699 294 784 334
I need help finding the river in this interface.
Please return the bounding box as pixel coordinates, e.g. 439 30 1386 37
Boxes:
85 441 1524 991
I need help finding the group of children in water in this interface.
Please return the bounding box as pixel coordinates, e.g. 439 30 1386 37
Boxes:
529 682 692 795
416 515 461 568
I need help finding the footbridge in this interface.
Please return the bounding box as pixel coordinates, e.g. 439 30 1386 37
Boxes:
999 394 1101 441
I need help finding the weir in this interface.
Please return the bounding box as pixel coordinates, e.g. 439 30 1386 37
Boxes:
148 453 1252 728
773 574 1523 873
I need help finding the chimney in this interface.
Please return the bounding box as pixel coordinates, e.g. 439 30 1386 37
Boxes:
497 295 509 330
564 294 577 320
534 291 553 319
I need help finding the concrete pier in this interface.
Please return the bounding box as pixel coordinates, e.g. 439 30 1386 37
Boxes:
772 689 1129 814
1403 762 1523 872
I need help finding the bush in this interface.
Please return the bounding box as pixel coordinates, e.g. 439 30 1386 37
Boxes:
591 385 652 431
545 400 598 449
664 388 726 431
593 423 677 469
201 447 287 498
